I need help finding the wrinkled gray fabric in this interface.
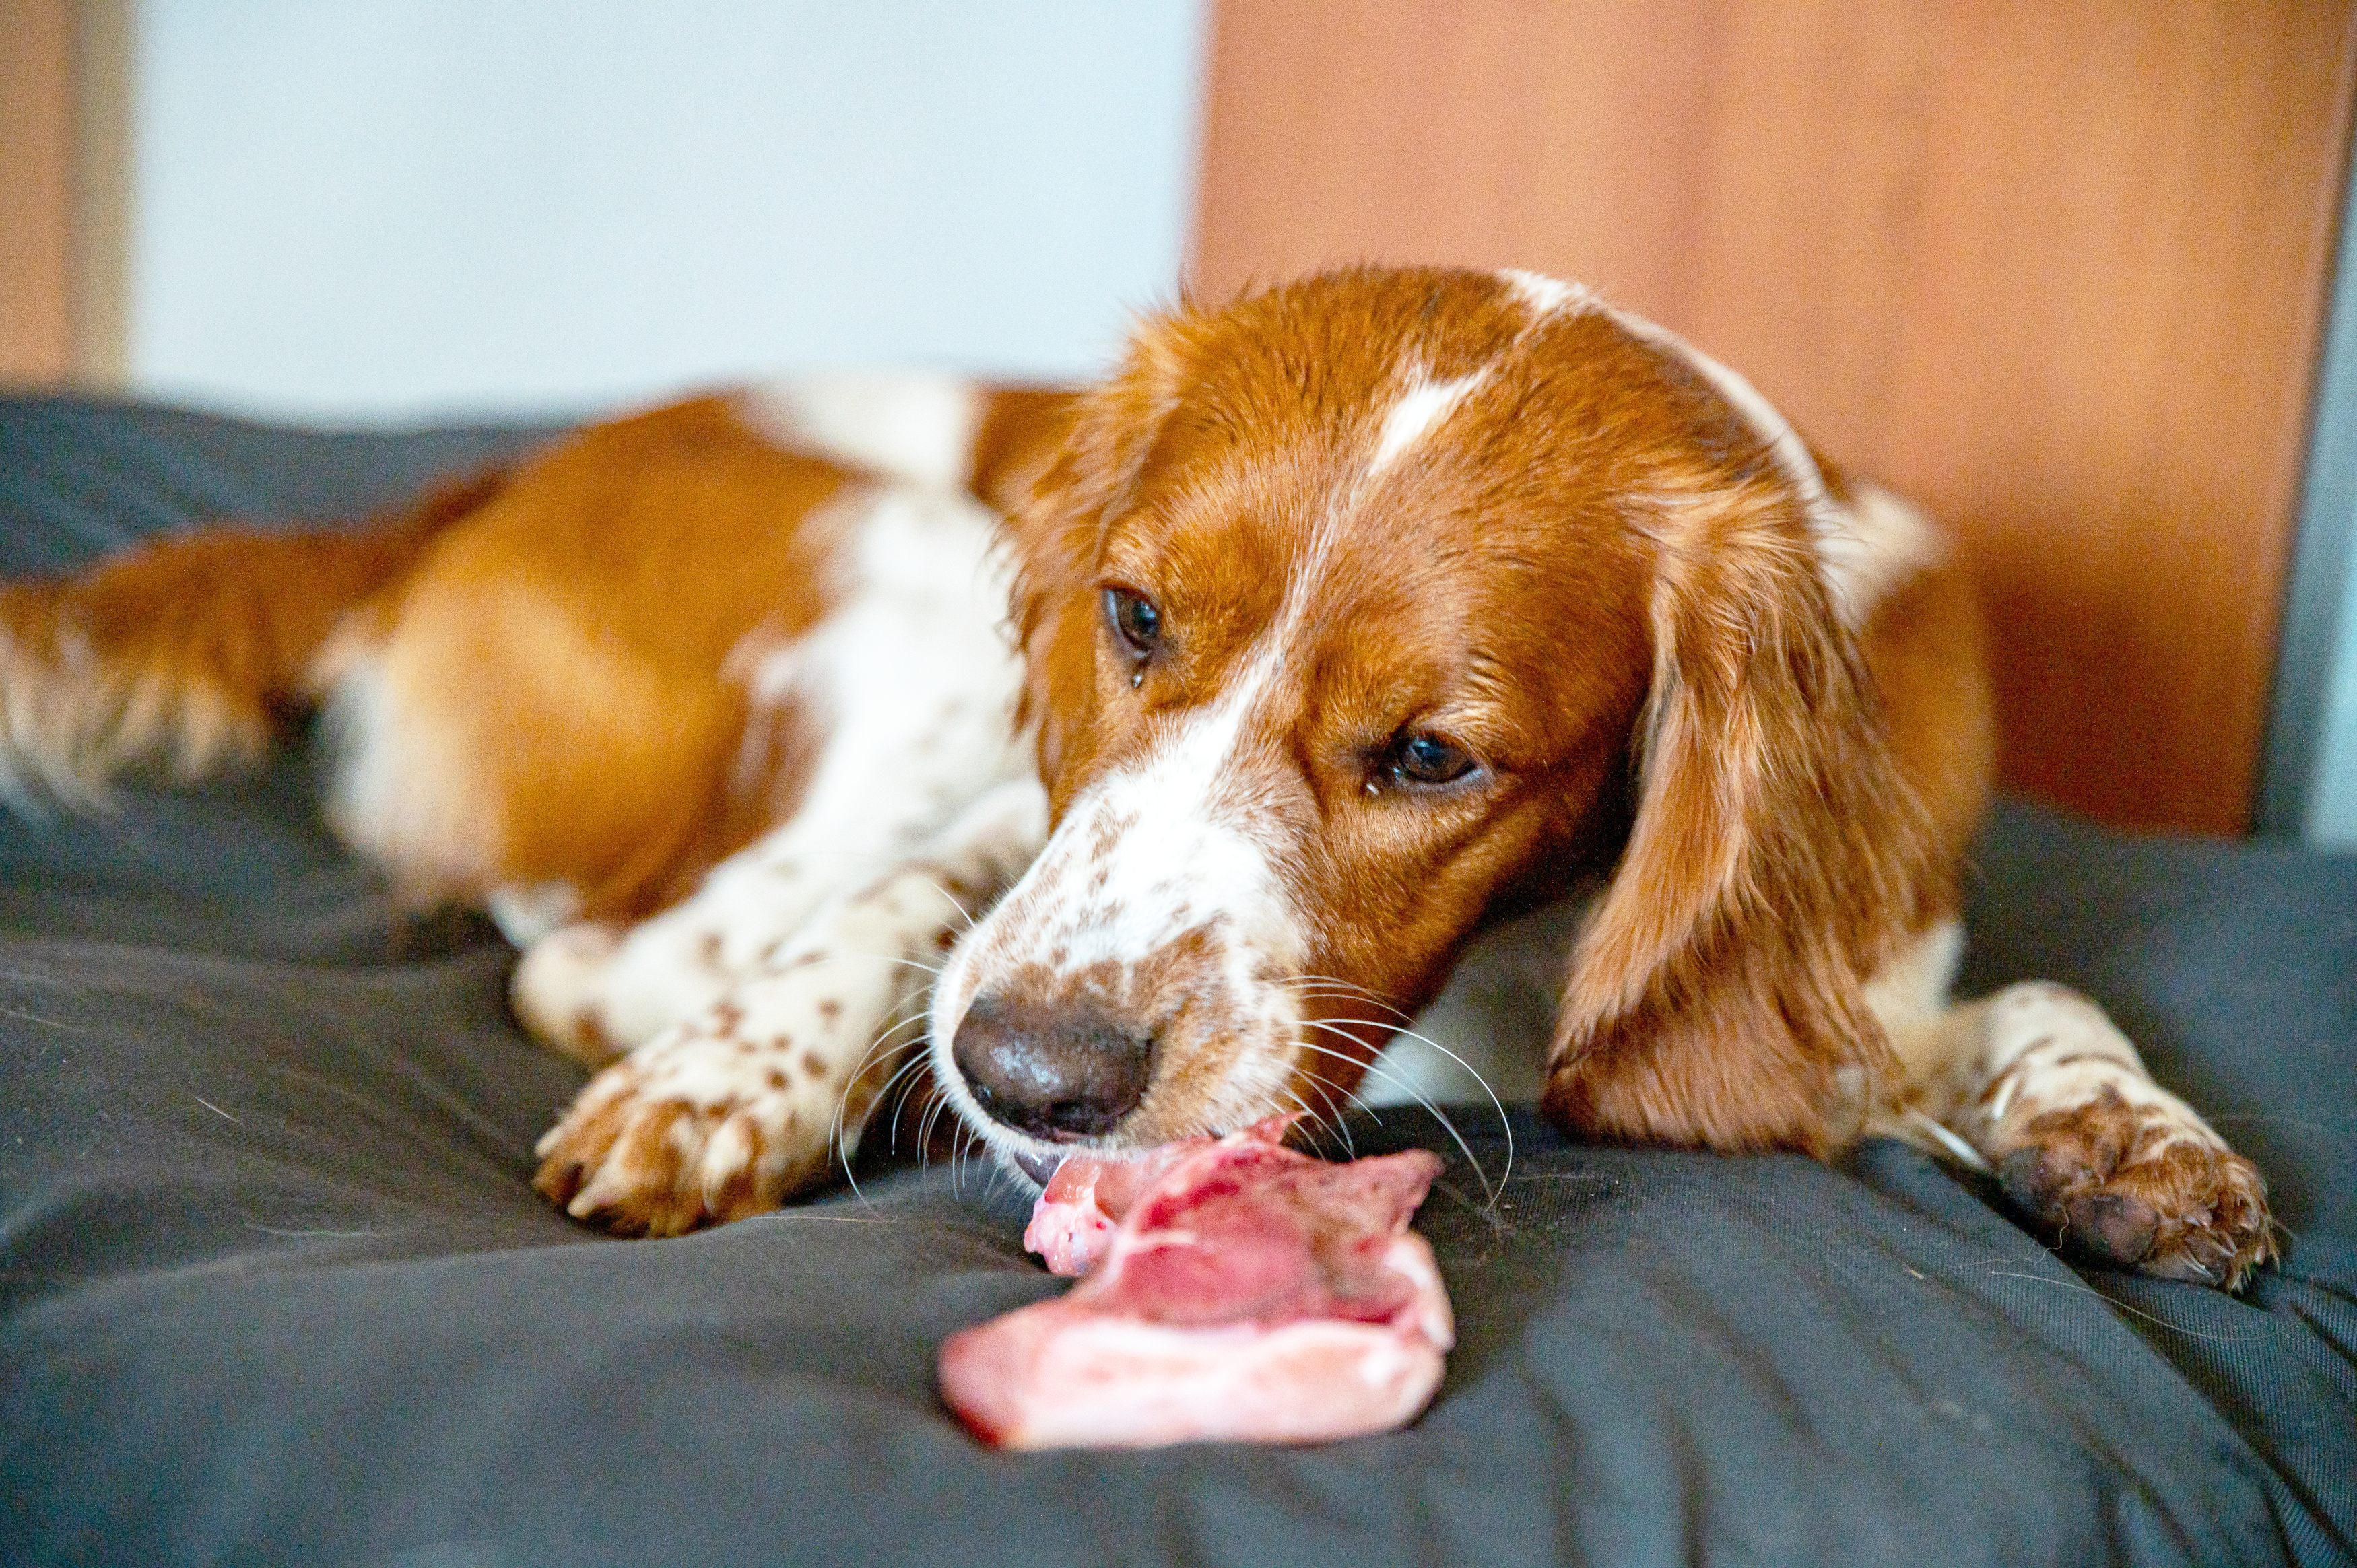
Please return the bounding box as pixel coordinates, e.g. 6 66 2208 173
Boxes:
2 397 2352 1568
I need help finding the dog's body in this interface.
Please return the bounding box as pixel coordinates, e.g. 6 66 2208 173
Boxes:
0 267 2271 1284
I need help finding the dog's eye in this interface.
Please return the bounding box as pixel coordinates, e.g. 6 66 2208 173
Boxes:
1381 731 1478 789
1103 587 1162 658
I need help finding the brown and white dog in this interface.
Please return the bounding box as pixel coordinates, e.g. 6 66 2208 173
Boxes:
0 266 2272 1286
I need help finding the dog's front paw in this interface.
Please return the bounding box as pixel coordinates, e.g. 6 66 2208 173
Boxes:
533 1022 837 1236
1996 1087 2276 1290
511 922 628 1066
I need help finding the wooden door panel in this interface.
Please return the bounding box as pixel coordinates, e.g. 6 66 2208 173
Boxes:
0 0 75 384
1193 0 2357 833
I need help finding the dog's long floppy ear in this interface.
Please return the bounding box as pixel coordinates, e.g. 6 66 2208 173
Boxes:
1001 310 1199 796
1543 472 1941 1157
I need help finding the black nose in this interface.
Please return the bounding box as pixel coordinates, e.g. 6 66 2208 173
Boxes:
950 992 1154 1140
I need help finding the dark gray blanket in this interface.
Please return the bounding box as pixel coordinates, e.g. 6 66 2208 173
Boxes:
3 396 2352 1568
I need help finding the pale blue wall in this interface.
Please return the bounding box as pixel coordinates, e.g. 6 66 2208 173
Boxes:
126 1 1207 421
2311 541 2357 845
2264 135 2357 849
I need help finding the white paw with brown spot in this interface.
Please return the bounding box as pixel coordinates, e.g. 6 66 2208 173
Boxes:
532 1014 836 1237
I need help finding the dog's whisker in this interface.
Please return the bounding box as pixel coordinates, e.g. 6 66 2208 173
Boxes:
740 946 946 983
872 1050 937 1153
1279 986 1405 1015
1277 1082 1356 1158
1275 974 1416 1024
905 873 987 936
840 1012 928 1083
830 990 943 1198
1292 1027 1509 1206
1293 1026 1508 1205
1315 1015 1516 1198
1274 1083 1352 1156
901 1082 940 1169
918 1080 956 1167
864 954 946 980
950 1118 985 1198
830 1011 933 1158
834 1048 916 1208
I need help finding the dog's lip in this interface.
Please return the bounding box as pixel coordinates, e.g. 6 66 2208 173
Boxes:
1012 1147 1065 1187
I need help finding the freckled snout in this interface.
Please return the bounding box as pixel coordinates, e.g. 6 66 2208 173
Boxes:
950 992 1156 1140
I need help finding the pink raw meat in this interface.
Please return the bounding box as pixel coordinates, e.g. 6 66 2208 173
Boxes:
939 1123 1453 1449
1020 1128 1207 1277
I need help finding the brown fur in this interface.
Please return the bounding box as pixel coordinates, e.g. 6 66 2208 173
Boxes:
0 393 1079 921
319 397 855 917
997 267 1988 1156
1997 1088 2273 1287
1544 460 1945 1156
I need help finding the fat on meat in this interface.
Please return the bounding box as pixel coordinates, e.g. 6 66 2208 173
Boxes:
939 1122 1453 1449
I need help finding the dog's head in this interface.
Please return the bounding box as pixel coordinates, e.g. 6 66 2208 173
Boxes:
929 265 1939 1175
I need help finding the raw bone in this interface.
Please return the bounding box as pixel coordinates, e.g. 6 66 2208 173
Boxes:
939 1122 1453 1449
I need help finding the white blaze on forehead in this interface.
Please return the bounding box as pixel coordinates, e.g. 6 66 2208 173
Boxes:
1367 370 1492 477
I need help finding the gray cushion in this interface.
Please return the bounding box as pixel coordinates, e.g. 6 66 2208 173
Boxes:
3 396 2352 1568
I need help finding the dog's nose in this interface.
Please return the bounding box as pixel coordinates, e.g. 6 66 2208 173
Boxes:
950 993 1154 1140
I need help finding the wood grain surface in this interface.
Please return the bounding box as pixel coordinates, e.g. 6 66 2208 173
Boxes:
0 0 75 384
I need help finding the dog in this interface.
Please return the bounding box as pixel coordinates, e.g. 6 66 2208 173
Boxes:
0 265 2272 1286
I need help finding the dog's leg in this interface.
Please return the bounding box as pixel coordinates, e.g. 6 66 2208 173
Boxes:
508 811 921 1069
507 485 1029 1062
1878 947 2274 1289
508 736 1014 1068
531 778 1046 1235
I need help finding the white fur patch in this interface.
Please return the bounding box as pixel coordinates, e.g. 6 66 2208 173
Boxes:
938 648 1302 998
1968 985 2196 1138
929 644 1314 1167
314 639 505 897
483 881 584 949
1863 917 1966 1044
512 483 1031 1052
1820 483 1950 627
1368 370 1491 476
0 622 94 811
1497 268 1591 319
1884 980 2233 1176
0 611 259 812
733 372 983 493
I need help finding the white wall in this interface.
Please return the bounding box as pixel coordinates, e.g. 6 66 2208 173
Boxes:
126 1 1206 423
